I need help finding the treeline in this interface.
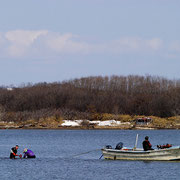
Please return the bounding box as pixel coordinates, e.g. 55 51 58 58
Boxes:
0 75 180 122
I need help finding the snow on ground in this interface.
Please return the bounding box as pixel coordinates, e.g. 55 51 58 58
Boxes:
61 120 83 126
61 120 130 127
90 120 122 126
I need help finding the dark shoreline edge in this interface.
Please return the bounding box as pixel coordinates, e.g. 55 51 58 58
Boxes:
0 126 179 130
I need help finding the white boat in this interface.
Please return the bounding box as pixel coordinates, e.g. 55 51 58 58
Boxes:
101 146 180 161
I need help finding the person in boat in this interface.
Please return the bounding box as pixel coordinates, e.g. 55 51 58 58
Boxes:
10 145 22 159
142 136 154 151
23 148 36 158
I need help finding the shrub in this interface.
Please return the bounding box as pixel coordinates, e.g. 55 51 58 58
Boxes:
90 113 103 120
152 117 175 128
101 113 115 120
80 120 90 128
116 115 133 122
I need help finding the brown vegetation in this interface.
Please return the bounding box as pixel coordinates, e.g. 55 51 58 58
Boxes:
0 75 180 128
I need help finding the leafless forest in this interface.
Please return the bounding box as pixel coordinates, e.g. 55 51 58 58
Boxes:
0 75 180 122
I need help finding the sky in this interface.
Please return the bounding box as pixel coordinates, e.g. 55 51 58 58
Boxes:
0 0 180 86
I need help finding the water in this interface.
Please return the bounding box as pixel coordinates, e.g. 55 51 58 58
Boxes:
0 129 180 180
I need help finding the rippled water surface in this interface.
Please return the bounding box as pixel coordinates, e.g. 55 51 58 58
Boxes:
0 129 180 180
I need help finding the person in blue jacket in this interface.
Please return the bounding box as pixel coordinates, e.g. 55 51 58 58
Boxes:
23 148 36 158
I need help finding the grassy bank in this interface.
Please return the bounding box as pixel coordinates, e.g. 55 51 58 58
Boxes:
1 114 180 129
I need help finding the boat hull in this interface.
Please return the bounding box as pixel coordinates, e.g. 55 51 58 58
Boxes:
102 146 180 161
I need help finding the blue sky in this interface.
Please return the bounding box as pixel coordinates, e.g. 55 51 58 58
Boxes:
0 0 180 86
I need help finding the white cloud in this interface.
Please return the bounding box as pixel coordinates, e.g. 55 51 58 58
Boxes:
103 37 163 54
169 41 180 52
146 38 163 50
45 33 90 54
0 30 167 58
108 37 142 53
4 30 48 57
5 30 48 46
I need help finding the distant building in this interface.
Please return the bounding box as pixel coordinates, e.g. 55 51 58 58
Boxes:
133 117 152 126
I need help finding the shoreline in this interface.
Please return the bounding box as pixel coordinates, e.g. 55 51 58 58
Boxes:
1 119 180 130
0 126 179 130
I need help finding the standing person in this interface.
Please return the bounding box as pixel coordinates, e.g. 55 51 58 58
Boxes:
10 145 22 159
142 136 154 151
23 148 36 158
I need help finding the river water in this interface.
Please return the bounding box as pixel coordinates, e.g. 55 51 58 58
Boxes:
0 129 179 180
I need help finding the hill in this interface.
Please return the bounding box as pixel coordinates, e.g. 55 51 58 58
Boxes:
0 75 180 129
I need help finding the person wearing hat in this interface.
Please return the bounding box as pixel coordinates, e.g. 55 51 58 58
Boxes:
23 148 36 158
10 145 22 159
142 136 154 151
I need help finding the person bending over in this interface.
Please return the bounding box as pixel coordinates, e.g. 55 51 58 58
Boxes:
23 148 36 158
10 145 22 159
142 136 154 151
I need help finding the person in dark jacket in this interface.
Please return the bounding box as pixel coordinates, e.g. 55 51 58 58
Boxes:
142 136 154 151
10 145 22 159
23 148 36 158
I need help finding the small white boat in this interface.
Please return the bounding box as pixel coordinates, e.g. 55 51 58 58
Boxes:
101 146 180 161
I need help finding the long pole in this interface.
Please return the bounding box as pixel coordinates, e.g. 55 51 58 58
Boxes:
134 134 139 150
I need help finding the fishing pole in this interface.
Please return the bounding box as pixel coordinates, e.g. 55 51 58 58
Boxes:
99 154 103 159
70 149 101 158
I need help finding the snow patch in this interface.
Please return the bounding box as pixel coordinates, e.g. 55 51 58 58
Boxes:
61 120 130 127
61 120 83 127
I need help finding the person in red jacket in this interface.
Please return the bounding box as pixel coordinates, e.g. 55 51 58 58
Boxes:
10 145 22 159
142 136 154 151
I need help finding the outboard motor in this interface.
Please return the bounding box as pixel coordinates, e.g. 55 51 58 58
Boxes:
105 145 112 149
115 142 123 150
